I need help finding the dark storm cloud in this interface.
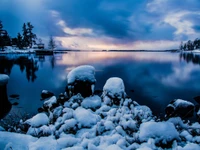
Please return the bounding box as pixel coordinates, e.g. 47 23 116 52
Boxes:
0 0 200 43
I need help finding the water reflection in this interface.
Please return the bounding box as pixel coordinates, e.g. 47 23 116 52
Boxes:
0 55 39 82
1 52 200 118
180 52 200 65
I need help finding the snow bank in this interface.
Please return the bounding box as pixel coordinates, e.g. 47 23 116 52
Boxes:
25 113 49 127
67 65 96 85
0 131 37 150
0 74 9 86
139 121 179 143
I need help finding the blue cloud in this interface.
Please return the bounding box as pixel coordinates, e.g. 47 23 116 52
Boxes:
0 0 200 44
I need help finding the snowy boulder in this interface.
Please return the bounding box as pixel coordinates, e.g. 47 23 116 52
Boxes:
67 65 96 98
102 77 126 105
139 121 179 143
43 96 58 110
165 99 195 118
25 113 49 127
0 74 9 86
41 90 54 100
81 95 102 110
74 107 100 128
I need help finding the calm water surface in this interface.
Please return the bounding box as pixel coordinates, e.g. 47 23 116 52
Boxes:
1 52 200 118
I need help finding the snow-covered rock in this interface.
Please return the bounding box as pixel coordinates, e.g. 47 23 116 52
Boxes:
43 96 57 109
74 107 100 128
0 74 9 86
81 95 101 110
102 77 126 105
25 113 49 127
139 121 179 143
67 65 96 97
165 99 195 118
41 90 54 99
67 65 96 85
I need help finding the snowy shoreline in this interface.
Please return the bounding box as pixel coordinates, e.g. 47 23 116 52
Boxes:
0 65 200 150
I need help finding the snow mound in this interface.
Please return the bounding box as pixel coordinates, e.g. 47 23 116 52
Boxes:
139 121 179 143
103 77 125 100
25 113 49 127
67 65 96 85
0 74 9 85
74 107 100 127
81 95 101 109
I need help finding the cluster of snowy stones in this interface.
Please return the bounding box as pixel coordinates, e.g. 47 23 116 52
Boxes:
1 65 200 150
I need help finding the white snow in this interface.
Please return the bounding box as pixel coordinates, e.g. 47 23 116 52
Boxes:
173 99 194 108
139 121 179 143
67 65 96 85
74 107 100 127
0 74 9 86
0 131 37 150
81 95 101 109
43 96 57 108
103 77 125 99
25 113 49 127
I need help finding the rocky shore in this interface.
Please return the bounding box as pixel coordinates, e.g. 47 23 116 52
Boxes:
0 65 200 150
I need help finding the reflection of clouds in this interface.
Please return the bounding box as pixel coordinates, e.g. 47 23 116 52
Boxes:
56 52 179 66
161 63 200 87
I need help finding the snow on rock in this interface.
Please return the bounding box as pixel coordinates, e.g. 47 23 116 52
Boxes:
133 105 153 121
0 126 5 131
0 74 9 86
25 113 49 127
102 77 126 105
74 107 100 128
67 65 96 85
41 90 54 99
106 144 123 150
67 65 96 98
43 96 57 109
139 121 179 143
177 143 200 150
81 95 102 110
165 99 194 118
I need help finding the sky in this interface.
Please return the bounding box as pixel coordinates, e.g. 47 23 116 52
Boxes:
0 0 200 50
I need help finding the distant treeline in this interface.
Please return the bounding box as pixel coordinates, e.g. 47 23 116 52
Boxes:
0 21 37 50
180 38 200 51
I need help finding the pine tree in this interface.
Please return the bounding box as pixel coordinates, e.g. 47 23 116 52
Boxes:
27 22 36 48
179 41 183 50
48 36 56 50
17 33 23 49
0 21 11 50
22 23 29 48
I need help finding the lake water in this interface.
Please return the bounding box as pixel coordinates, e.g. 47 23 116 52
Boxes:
1 52 200 118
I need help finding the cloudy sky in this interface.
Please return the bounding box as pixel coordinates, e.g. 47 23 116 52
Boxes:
0 0 200 50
